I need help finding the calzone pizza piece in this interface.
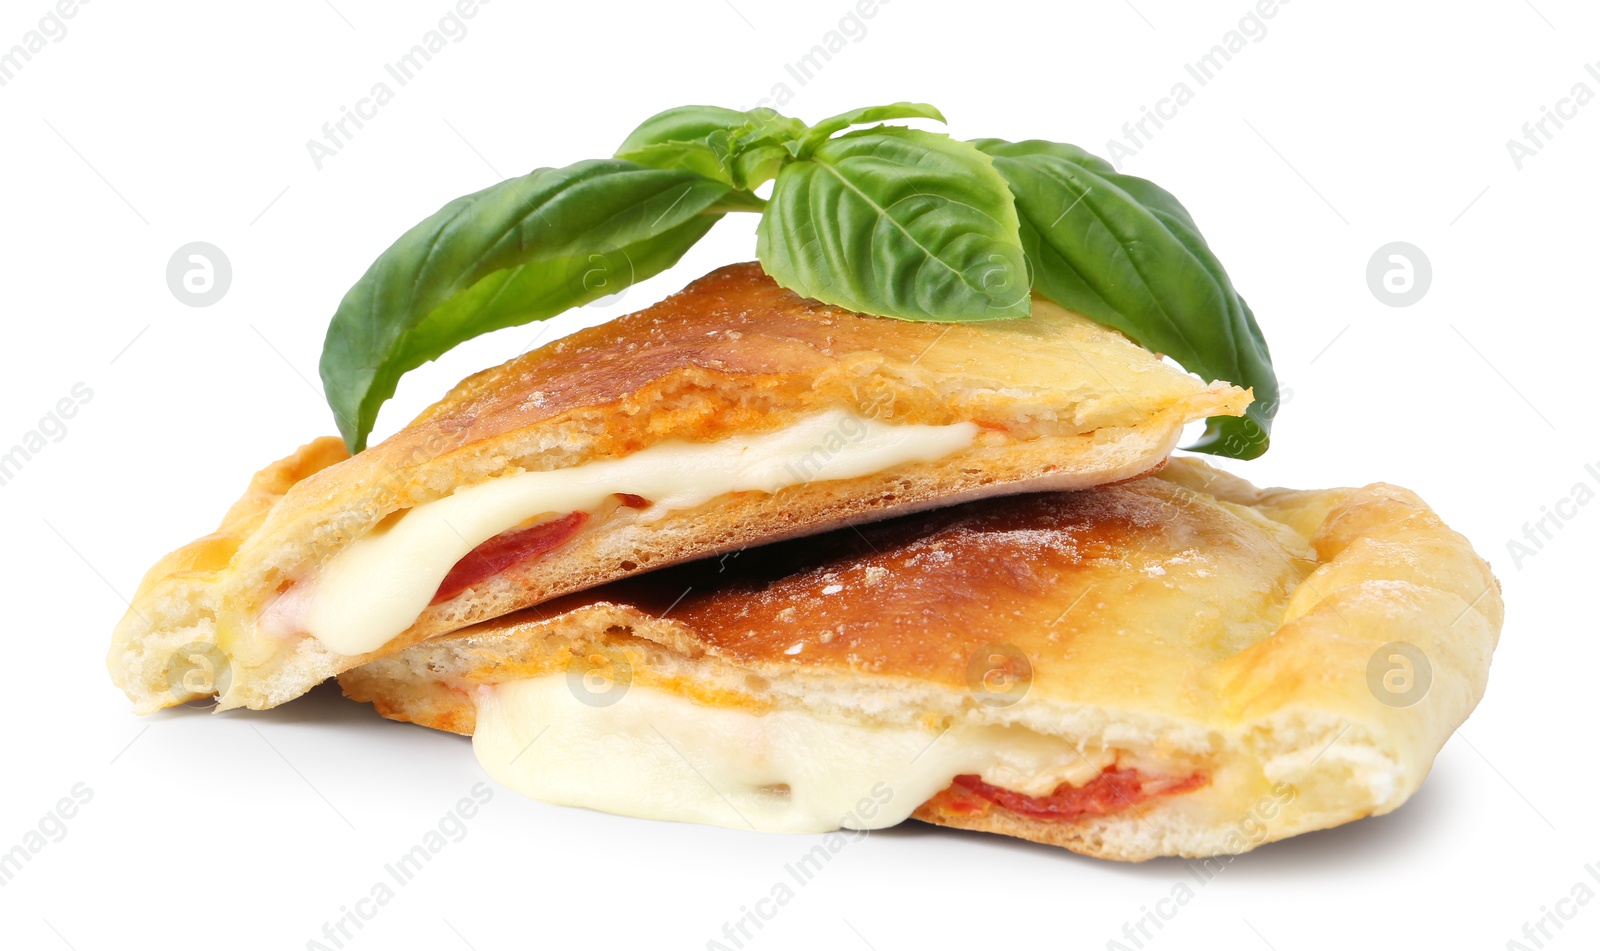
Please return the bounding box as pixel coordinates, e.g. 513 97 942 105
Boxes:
109 263 1247 713
339 459 1501 861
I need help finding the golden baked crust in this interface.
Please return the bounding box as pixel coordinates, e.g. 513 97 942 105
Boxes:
339 459 1502 860
109 263 1247 713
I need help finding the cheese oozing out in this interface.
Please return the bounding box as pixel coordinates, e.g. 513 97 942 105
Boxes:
471 675 1115 834
289 411 979 656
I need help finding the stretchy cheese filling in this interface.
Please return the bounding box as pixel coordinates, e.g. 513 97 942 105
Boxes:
266 410 979 656
470 675 1204 834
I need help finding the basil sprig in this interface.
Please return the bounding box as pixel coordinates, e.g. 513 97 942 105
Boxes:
320 103 1278 458
615 104 804 191
758 126 1030 322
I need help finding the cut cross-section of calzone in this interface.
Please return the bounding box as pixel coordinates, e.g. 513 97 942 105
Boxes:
109 263 1248 713
338 459 1502 861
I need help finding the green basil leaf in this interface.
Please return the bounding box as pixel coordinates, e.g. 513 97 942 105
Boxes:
617 138 741 188
617 105 805 191
399 214 720 373
729 109 809 150
973 138 1279 459
319 159 732 452
757 127 1030 322
726 143 791 193
616 106 752 152
621 137 787 195
794 102 946 157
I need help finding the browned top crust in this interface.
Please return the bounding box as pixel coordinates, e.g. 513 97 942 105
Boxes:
535 473 1228 686
406 261 1195 439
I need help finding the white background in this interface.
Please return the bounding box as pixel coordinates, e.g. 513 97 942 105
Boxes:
1 0 1594 948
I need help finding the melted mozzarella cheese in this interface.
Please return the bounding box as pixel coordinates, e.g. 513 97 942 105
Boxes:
471 675 1113 834
294 411 977 656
